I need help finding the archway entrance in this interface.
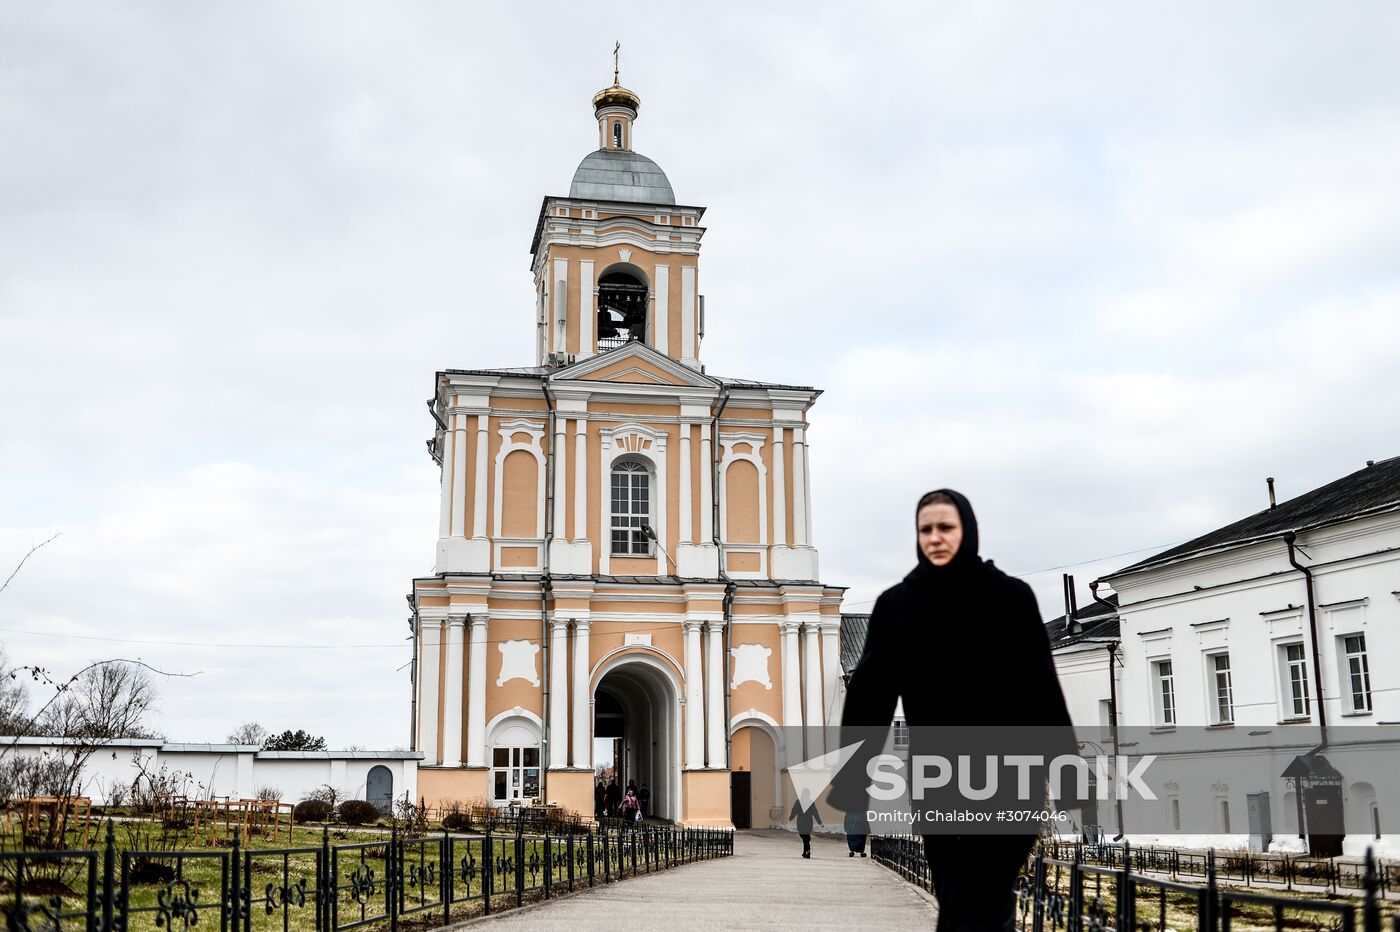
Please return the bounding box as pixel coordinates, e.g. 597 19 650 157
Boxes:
594 656 680 822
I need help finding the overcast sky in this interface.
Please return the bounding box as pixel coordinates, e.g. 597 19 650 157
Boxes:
3 3 1399 748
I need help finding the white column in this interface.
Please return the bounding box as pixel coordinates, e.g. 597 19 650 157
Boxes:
438 414 456 539
571 619 591 768
780 622 802 728
678 422 692 545
442 616 465 766
706 620 726 768
419 619 442 765
684 620 705 768
466 615 488 767
792 426 808 547
573 418 588 542
654 264 670 356
771 428 786 547
699 423 713 543
549 619 569 769
579 260 594 356
472 415 489 539
553 419 567 537
801 426 814 545
680 265 697 365
802 622 825 757
820 621 841 719
450 415 468 538
552 258 568 355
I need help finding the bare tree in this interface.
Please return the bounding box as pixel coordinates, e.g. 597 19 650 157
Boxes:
0 646 31 736
37 662 160 741
227 721 268 745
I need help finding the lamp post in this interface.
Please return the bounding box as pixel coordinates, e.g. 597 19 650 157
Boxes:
640 523 676 574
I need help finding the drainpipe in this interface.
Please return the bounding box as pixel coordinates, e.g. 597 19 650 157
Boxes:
1283 531 1328 746
541 380 557 801
1089 580 1125 841
407 592 420 753
710 385 735 770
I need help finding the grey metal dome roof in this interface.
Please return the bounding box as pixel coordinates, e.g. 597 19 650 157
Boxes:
569 149 675 205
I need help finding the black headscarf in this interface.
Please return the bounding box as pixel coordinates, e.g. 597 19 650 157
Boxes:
906 487 985 586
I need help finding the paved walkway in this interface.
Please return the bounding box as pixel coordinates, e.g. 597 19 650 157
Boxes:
472 831 938 930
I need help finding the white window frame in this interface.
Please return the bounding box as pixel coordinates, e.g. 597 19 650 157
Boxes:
1207 652 1234 725
1335 633 1372 714
490 744 541 805
609 459 654 557
892 718 910 750
1152 658 1176 727
1279 642 1311 720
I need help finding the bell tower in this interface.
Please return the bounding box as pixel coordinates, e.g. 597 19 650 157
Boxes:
531 61 707 369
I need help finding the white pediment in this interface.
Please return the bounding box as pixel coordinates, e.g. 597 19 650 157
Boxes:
553 341 718 389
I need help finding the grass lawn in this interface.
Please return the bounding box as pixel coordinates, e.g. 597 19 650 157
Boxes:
1 818 684 931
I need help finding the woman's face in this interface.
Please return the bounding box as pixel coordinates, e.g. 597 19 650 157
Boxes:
917 502 963 567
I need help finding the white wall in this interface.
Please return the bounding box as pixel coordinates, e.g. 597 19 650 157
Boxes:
2 738 420 808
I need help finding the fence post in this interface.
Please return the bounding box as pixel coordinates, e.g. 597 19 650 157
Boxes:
102 820 115 932
1032 851 1046 932
603 826 611 883
388 823 399 932
567 832 575 892
1364 848 1381 932
544 833 552 900
1069 845 1083 932
587 830 595 888
1200 850 1217 932
482 831 493 916
441 829 451 928
230 826 241 932
1117 842 1134 932
514 830 523 907
631 828 638 877
321 826 332 931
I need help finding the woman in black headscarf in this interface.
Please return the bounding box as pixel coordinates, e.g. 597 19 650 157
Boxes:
834 489 1074 932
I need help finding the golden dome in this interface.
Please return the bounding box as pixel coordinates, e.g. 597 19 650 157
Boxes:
593 82 640 114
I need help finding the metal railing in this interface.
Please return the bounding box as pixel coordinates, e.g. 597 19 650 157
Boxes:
871 835 1400 932
0 819 734 931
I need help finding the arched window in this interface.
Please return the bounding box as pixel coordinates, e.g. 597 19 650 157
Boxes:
611 460 651 555
597 269 648 351
613 121 623 148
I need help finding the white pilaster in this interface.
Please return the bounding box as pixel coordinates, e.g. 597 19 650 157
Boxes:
549 619 569 769
573 418 588 542
780 621 802 729
801 425 814 545
654 264 669 357
552 418 567 539
820 620 841 723
466 615 488 767
699 423 713 539
771 428 786 547
419 618 442 765
678 422 692 545
792 426 808 547
472 414 489 539
571 619 591 768
552 258 568 354
438 414 456 539
579 260 594 356
706 619 726 767
680 265 697 366
450 416 468 538
802 621 825 757
442 616 465 766
684 620 705 768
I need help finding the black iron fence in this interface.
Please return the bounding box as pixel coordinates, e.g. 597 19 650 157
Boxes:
0 820 733 931
872 835 1400 932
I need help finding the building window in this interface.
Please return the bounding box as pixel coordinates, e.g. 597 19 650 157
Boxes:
1341 634 1372 713
491 745 541 804
1282 643 1311 718
1153 659 1176 726
1219 798 1231 833
1210 653 1234 724
1169 797 1181 831
610 460 651 556
613 121 623 148
892 718 910 750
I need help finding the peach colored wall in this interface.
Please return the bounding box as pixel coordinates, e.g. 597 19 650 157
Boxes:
500 450 538 538
416 769 490 811
728 625 783 720
499 547 536 567
726 552 760 573
725 459 760 543
682 771 733 827
585 356 679 384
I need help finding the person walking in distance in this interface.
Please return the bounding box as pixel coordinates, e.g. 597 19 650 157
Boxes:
833 489 1075 932
789 788 822 858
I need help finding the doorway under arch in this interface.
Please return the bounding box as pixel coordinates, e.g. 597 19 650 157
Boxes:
594 654 681 822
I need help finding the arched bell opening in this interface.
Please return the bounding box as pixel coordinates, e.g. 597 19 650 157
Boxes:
597 268 648 351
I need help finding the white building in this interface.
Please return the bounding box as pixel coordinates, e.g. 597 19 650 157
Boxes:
1096 455 1400 856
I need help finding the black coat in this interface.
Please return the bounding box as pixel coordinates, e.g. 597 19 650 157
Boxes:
831 489 1076 818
